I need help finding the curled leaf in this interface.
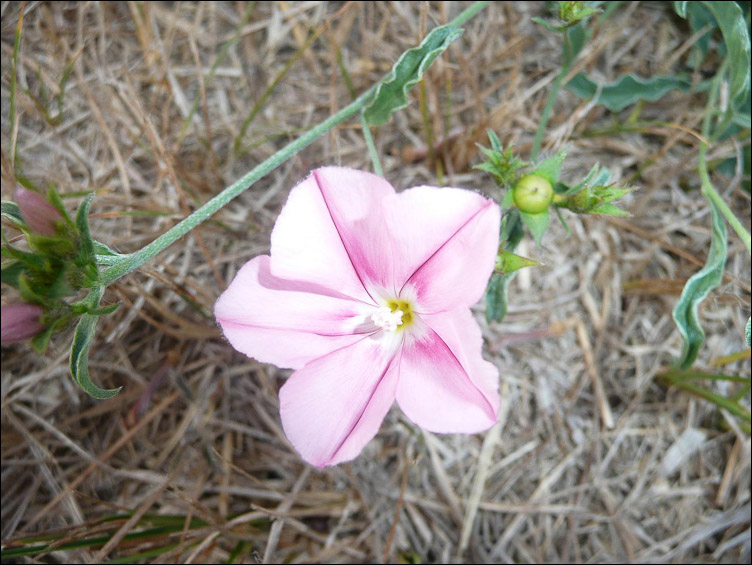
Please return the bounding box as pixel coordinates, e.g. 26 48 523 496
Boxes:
364 25 463 126
672 198 727 369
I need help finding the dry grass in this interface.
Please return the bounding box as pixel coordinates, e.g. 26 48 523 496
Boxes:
1 2 750 563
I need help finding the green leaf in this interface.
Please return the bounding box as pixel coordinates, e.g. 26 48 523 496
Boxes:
485 272 513 323
588 202 631 216
1 200 26 228
75 193 96 260
520 209 550 247
562 21 589 66
663 380 751 423
530 147 568 185
73 193 100 286
363 25 463 126
685 2 716 55
659 368 751 384
746 317 750 347
701 1 751 102
672 198 728 369
674 1 688 18
1 260 24 288
496 250 541 274
500 188 515 209
566 73 691 111
531 16 564 33
27 233 76 256
70 292 122 399
46 184 74 226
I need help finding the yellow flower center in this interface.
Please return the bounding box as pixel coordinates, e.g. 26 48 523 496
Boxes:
387 299 414 330
371 299 415 333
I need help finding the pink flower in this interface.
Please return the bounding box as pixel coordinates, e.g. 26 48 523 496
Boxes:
1 303 45 344
15 187 63 237
215 167 501 467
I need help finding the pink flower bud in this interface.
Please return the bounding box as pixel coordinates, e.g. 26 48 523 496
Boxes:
1 303 45 344
14 187 63 237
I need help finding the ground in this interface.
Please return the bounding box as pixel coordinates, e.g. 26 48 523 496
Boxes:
1 2 750 563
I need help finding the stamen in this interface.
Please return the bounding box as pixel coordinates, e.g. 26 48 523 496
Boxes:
371 306 404 332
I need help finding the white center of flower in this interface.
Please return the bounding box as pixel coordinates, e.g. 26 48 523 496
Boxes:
371 306 404 332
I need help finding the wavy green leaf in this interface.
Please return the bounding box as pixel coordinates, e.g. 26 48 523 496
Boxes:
70 288 121 399
567 73 691 111
363 25 463 126
672 199 728 369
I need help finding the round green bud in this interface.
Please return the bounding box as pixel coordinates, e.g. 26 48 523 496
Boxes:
513 174 554 214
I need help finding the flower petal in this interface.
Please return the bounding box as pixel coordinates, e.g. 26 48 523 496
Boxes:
270 167 395 303
385 186 494 289
279 336 399 467
395 309 499 433
215 256 370 369
400 196 500 313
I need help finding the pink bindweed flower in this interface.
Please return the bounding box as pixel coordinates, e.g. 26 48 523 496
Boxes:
1 303 45 344
15 187 63 237
215 167 501 467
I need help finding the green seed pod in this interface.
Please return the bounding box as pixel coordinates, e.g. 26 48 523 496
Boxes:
513 174 553 214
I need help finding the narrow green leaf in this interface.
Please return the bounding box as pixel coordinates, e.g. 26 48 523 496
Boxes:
674 1 688 18
567 73 691 111
363 25 463 126
1 200 26 227
496 250 541 274
672 199 728 369
588 202 631 216
701 1 751 102
520 209 550 247
1 244 48 271
75 193 96 259
659 368 751 384
746 317 750 347
46 184 74 226
487 129 502 152
531 17 563 33
667 380 751 422
70 288 121 399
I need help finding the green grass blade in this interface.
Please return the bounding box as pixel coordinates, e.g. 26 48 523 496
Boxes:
668 380 751 423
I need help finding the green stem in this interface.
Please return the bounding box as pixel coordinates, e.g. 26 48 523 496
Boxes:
698 145 752 254
360 110 384 177
100 1 490 286
448 0 489 26
101 87 374 286
531 67 568 161
698 63 751 255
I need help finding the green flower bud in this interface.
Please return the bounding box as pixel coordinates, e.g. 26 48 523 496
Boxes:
513 174 553 214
